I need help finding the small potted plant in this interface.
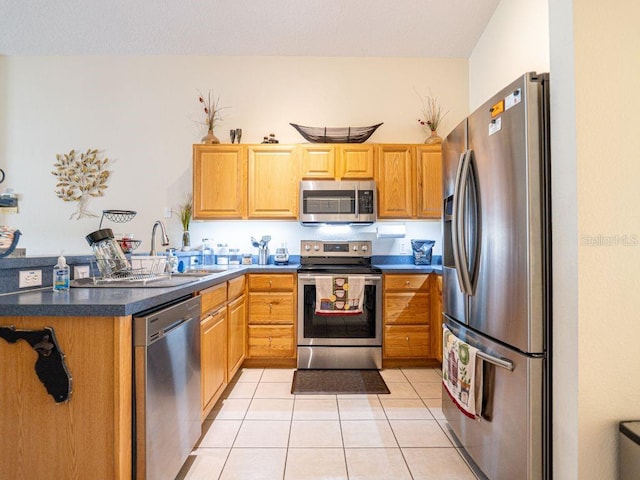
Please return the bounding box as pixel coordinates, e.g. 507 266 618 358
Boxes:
175 194 192 250
198 90 224 144
417 91 449 144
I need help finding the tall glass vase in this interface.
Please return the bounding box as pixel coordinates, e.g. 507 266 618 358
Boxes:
182 231 191 251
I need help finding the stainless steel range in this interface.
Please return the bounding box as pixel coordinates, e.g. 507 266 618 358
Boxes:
297 240 382 369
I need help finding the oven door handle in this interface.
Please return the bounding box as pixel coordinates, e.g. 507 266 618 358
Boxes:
297 274 382 282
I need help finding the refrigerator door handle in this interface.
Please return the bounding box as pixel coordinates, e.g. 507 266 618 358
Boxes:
456 150 474 295
477 350 515 371
451 151 469 294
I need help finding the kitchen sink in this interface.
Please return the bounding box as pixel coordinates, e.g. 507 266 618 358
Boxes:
171 268 227 277
70 268 227 288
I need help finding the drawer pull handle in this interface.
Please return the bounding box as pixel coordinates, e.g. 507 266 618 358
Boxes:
405 281 410 285
405 336 410 342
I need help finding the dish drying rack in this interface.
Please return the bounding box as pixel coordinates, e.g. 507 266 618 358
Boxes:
90 256 169 285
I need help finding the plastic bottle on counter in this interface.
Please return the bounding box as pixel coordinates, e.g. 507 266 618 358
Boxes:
202 238 214 265
53 254 70 292
229 248 241 266
216 243 229 265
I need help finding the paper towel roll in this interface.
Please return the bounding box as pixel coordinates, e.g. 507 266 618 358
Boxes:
376 223 406 238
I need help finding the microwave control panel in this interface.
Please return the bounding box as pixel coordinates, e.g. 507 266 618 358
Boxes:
357 190 375 213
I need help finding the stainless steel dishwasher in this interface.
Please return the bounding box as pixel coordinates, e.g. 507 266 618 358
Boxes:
134 295 201 480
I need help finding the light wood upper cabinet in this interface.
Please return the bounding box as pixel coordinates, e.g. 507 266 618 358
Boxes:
193 145 246 219
299 145 337 179
340 144 375 179
416 145 443 219
375 145 415 218
375 144 442 219
299 144 374 180
247 145 299 219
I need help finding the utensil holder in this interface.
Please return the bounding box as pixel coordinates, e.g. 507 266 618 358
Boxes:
258 248 269 265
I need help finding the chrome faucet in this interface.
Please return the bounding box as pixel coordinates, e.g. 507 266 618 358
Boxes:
150 220 170 256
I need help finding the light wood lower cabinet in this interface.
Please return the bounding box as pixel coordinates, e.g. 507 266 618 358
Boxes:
384 324 430 358
0 315 132 479
198 275 248 420
200 307 227 417
431 274 443 362
383 274 431 359
247 325 295 358
247 273 296 361
227 276 246 381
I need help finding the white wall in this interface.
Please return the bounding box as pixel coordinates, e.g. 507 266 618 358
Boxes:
572 1 640 478
0 56 465 256
468 0 550 111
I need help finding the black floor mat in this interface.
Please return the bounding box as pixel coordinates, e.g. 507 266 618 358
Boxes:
291 369 390 395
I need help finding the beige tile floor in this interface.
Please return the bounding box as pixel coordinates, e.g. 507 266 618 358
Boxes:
178 367 478 480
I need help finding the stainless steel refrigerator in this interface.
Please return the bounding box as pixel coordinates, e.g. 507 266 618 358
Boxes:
441 72 551 480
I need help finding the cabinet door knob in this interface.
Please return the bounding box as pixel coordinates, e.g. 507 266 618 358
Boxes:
405 281 411 285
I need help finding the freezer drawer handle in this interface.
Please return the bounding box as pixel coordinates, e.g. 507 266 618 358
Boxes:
476 350 514 371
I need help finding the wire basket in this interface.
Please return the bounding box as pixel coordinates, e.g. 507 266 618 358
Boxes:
117 238 142 254
99 209 137 229
290 123 383 143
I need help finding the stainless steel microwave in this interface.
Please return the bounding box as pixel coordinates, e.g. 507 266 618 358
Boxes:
299 180 377 225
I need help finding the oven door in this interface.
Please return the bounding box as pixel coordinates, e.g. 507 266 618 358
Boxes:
297 274 382 346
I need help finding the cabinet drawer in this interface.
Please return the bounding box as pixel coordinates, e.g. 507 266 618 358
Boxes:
385 274 430 291
248 292 294 324
248 273 295 291
247 325 295 358
384 292 430 325
384 325 430 358
228 275 246 301
200 282 228 314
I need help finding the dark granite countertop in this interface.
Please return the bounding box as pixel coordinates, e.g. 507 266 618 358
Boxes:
0 262 440 317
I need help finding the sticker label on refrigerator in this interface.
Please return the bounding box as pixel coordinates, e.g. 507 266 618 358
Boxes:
490 99 504 117
505 89 522 110
488 117 502 136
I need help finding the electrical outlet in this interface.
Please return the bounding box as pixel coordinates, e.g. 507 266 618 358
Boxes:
400 243 407 254
74 265 90 279
19 270 42 288
164 207 172 218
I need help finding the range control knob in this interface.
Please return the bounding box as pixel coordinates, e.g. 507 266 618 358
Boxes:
304 244 311 251
313 244 320 251
361 245 369 252
353 245 359 251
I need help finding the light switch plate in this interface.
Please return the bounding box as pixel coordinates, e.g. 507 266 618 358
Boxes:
19 270 42 288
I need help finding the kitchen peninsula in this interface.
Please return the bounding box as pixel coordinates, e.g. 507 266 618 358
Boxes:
0 260 441 479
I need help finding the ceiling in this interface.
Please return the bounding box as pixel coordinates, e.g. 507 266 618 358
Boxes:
1 0 500 57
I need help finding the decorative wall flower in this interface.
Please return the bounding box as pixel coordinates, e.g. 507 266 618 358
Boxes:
52 149 110 220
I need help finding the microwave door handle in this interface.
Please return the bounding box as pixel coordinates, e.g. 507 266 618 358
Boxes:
354 185 359 218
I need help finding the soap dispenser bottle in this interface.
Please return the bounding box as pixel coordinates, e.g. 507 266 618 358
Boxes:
53 254 70 291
